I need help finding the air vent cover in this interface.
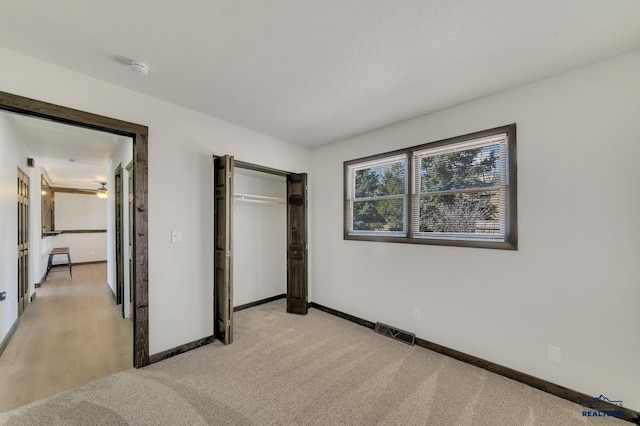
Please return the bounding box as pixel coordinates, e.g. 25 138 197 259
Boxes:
375 322 416 345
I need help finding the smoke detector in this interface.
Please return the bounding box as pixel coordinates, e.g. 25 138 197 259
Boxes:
130 61 149 76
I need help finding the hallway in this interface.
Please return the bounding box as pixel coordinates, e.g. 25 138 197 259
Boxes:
0 263 132 411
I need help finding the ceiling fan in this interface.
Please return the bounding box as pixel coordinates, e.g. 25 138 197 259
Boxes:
69 181 108 198
40 180 108 198
95 182 108 199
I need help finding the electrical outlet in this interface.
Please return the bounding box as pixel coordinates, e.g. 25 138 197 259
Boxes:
171 230 182 243
547 345 562 364
412 308 421 321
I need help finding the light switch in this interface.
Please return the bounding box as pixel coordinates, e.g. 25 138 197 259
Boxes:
171 230 182 243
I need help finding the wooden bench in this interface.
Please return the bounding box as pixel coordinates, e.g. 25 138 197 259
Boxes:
44 247 72 281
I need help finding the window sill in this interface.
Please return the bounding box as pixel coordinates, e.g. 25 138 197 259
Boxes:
344 234 517 250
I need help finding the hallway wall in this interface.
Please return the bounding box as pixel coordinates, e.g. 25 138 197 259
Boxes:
0 113 41 345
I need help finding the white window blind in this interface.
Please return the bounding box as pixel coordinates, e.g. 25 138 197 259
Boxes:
347 154 408 236
412 134 508 242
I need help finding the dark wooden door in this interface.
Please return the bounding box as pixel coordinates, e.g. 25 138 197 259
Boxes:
17 168 30 317
127 164 134 318
287 173 308 315
115 166 124 316
213 155 234 344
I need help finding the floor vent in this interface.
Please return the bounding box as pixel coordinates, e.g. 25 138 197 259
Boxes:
374 322 416 346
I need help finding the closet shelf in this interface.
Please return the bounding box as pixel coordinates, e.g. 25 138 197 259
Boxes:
234 193 286 205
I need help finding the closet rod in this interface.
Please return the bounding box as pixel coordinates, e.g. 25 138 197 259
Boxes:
234 193 286 206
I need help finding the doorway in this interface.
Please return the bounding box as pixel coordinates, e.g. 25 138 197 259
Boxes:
213 156 308 344
0 90 150 367
17 167 30 317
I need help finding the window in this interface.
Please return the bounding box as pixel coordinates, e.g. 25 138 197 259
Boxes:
344 124 517 249
346 154 408 236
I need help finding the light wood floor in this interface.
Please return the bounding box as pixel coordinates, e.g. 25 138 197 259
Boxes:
0 263 132 412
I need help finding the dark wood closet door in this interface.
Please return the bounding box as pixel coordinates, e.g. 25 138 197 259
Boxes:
214 155 234 344
17 168 30 317
128 165 134 318
286 173 308 315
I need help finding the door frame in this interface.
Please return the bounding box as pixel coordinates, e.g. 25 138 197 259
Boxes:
213 156 309 343
125 161 134 319
114 164 124 315
0 91 150 368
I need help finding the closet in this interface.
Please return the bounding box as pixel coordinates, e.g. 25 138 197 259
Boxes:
213 155 308 345
233 167 287 307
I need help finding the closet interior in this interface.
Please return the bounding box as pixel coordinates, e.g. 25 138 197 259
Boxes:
232 167 287 308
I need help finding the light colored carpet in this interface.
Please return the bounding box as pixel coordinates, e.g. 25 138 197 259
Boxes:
0 300 625 425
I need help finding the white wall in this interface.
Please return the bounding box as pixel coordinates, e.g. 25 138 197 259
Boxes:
54 192 107 230
310 50 640 409
0 47 312 355
0 112 41 344
233 170 286 307
48 233 107 265
30 167 46 285
49 192 108 266
38 232 51 283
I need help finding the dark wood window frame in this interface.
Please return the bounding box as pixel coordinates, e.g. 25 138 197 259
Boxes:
344 124 517 250
0 90 150 367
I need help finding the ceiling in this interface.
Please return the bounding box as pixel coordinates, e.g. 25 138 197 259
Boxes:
4 112 130 189
1 1 639 148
